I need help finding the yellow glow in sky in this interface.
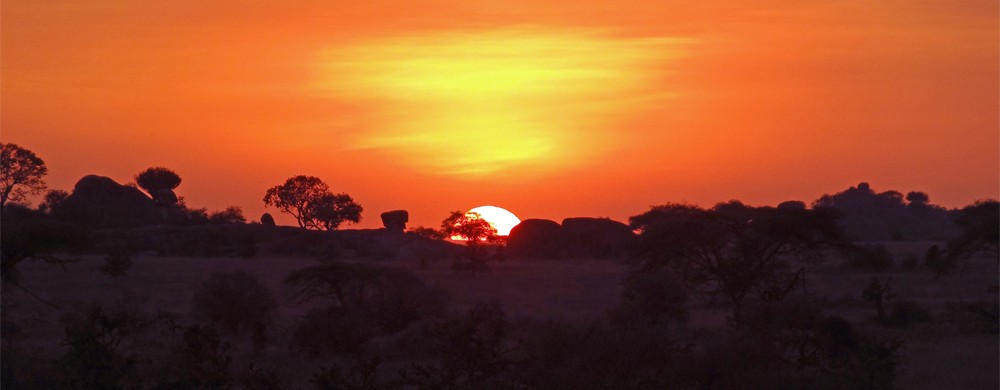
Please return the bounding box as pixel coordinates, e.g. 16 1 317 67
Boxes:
315 28 689 177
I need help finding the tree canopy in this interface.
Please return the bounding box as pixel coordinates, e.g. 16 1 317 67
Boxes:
263 175 362 230
134 167 181 193
0 143 48 208
630 201 849 317
440 211 498 245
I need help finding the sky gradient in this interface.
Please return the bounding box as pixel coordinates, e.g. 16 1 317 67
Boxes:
3 0 998 229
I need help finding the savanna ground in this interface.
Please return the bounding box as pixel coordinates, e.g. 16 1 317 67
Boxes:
3 241 997 389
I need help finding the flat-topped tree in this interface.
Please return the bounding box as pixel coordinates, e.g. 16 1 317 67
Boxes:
263 175 362 230
135 167 181 206
0 143 48 208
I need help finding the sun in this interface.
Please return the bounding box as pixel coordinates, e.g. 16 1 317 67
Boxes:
468 205 521 236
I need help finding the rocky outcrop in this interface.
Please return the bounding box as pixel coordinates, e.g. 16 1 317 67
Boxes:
560 217 636 259
506 217 636 260
55 175 157 228
506 219 562 259
381 210 409 232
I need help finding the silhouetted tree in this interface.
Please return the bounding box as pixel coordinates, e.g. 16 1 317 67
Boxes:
0 143 48 208
134 167 181 194
134 167 181 207
630 201 848 318
38 189 69 215
408 226 445 240
947 200 999 262
208 206 246 224
813 182 957 241
440 211 497 244
905 191 929 206
263 176 362 230
441 211 499 272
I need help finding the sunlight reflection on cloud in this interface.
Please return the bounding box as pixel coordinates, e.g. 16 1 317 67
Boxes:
314 27 691 177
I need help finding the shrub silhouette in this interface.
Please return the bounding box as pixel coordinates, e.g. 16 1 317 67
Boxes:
291 306 375 356
39 189 69 215
208 206 246 224
923 244 955 278
613 267 689 328
884 300 933 328
311 355 399 390
159 324 234 389
53 305 148 389
191 272 277 339
400 302 515 389
100 244 132 280
848 244 893 271
862 277 895 323
945 300 999 334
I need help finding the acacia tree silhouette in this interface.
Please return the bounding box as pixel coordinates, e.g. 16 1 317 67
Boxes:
0 143 48 208
263 175 362 230
441 211 499 271
135 167 181 207
440 211 498 244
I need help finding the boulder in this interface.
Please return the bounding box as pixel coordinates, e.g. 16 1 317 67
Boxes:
560 217 635 259
380 210 409 232
151 188 178 207
55 175 157 228
507 219 562 259
260 213 276 226
777 200 807 211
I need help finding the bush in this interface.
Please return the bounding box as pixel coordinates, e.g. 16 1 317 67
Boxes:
191 272 277 341
900 253 919 270
52 305 150 389
884 300 933 327
848 244 893 271
400 302 514 389
369 269 449 333
924 244 955 278
291 307 375 356
311 355 399 390
945 300 999 334
100 244 132 280
158 324 234 389
613 268 688 328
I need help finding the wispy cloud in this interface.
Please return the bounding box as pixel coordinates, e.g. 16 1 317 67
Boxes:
314 27 692 177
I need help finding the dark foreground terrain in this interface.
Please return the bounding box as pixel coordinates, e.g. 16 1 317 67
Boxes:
2 240 997 389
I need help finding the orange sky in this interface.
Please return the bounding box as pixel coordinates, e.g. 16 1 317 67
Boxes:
3 0 998 229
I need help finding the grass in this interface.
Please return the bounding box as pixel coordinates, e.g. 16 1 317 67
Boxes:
3 245 997 388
